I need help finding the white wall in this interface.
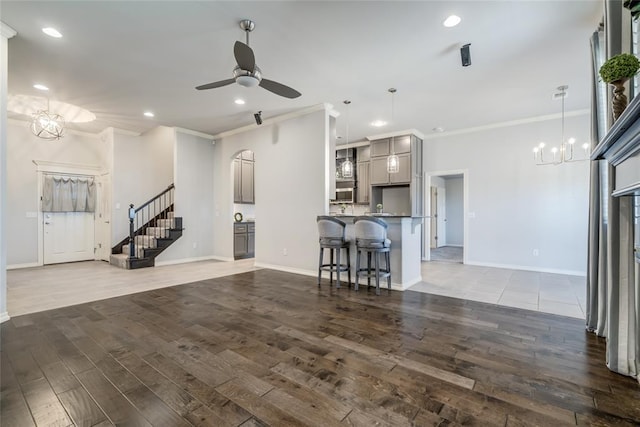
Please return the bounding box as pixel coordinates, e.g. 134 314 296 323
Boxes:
212 108 330 272
424 114 590 275
156 130 215 264
445 177 464 246
110 126 174 243
6 121 106 266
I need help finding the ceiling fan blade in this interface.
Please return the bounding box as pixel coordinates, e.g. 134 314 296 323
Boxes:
195 78 235 90
259 78 301 99
234 41 256 71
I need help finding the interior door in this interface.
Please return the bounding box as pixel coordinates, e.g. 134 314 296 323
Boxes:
95 174 111 261
430 186 437 248
43 212 95 264
436 187 447 248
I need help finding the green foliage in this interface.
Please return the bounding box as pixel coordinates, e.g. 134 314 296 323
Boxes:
624 0 640 20
599 53 640 83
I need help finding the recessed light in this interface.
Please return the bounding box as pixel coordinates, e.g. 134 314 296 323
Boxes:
33 84 49 91
42 27 63 38
143 111 154 118
433 127 445 133
234 99 245 105
370 120 387 127
443 15 461 28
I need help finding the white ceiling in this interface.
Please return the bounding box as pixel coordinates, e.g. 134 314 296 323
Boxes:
3 1 603 142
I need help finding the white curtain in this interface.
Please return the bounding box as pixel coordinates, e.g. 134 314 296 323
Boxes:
586 2 640 382
42 175 96 212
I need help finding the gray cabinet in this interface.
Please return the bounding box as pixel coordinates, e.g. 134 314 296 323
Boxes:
233 151 255 204
356 162 370 204
370 154 411 185
357 145 371 162
234 222 255 259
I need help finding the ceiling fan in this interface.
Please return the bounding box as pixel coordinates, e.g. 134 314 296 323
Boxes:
196 20 302 99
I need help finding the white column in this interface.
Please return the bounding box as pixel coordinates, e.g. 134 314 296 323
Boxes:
0 22 17 323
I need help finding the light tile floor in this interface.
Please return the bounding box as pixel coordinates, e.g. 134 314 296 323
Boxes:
7 259 259 317
409 261 586 319
8 258 586 320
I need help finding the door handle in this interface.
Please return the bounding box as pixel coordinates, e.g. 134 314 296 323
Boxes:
44 221 51 225
105 221 110 224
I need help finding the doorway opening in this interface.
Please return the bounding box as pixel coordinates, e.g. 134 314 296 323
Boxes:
425 170 467 264
232 150 256 260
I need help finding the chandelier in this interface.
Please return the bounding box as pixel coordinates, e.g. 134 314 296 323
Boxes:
31 99 65 140
533 85 589 165
341 100 353 178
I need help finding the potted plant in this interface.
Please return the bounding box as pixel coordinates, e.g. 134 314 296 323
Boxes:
599 53 640 120
340 203 347 214
376 203 383 214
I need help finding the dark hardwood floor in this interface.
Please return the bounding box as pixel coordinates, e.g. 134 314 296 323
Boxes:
2 269 640 426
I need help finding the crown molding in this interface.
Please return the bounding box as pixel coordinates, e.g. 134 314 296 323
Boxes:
0 22 17 39
174 127 215 140
32 159 102 175
213 103 333 139
366 128 425 141
422 109 590 140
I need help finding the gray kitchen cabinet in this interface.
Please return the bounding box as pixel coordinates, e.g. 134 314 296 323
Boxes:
370 154 411 185
357 145 371 162
390 154 411 184
370 157 389 185
391 135 411 154
234 151 255 204
234 222 255 259
370 138 391 157
241 160 254 203
356 162 370 204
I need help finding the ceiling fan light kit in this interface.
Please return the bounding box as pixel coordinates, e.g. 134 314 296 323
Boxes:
195 19 301 99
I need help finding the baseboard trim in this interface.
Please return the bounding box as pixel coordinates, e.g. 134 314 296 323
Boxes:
0 312 10 323
154 255 226 267
253 262 316 278
464 261 586 277
7 262 40 270
254 262 421 291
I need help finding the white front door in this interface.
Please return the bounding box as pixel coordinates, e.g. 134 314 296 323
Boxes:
95 174 111 261
43 212 95 264
436 187 447 248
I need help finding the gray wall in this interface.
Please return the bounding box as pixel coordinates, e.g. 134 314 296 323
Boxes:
110 126 174 243
6 121 106 266
156 130 215 264
444 177 464 246
212 108 331 272
424 113 590 275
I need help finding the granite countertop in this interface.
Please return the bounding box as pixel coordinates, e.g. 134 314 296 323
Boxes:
328 214 429 219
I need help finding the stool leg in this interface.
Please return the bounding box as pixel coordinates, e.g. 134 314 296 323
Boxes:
317 246 323 285
329 249 334 285
367 252 372 288
346 246 351 287
386 251 391 290
374 251 380 296
336 247 341 289
355 248 360 291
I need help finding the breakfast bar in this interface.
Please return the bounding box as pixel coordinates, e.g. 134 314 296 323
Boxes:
326 215 423 290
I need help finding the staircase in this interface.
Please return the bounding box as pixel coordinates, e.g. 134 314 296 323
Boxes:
110 184 183 269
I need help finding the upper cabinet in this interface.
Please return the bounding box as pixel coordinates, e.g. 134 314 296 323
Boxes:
369 135 416 185
234 150 255 204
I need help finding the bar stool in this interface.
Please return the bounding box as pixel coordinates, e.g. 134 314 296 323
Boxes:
317 216 351 288
354 216 391 295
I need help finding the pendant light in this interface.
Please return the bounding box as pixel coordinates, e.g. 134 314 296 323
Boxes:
387 88 399 173
341 100 354 178
31 98 65 140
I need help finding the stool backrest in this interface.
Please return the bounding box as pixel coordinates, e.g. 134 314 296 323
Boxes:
354 216 387 241
317 216 346 240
